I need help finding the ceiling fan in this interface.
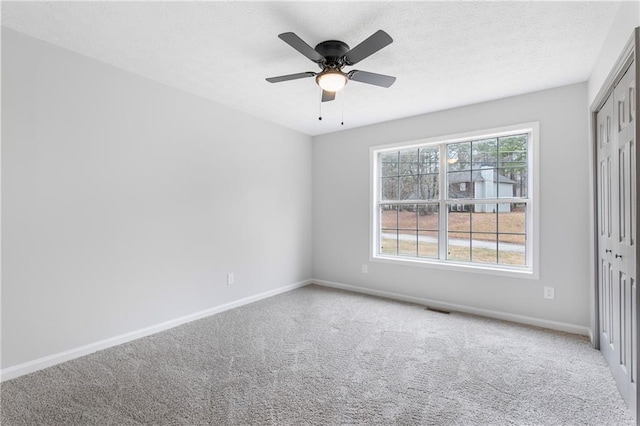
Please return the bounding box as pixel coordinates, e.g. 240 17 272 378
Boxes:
266 30 396 102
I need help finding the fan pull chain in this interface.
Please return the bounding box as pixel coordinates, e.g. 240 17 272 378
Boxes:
318 89 323 121
341 86 345 126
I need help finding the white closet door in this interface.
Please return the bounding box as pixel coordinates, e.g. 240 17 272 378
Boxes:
614 63 637 417
598 92 616 368
598 62 637 420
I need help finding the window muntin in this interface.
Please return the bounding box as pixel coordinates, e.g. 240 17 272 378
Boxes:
373 126 535 275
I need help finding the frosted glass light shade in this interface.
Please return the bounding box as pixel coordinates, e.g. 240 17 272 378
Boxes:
316 71 347 92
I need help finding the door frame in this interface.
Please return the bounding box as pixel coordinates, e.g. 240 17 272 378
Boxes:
590 27 640 423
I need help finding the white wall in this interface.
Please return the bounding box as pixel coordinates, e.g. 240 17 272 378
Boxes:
1 28 313 370
588 1 639 105
313 83 589 330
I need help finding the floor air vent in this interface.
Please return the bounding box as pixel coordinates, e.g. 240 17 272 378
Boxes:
425 307 450 314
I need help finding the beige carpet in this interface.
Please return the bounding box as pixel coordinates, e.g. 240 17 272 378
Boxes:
0 284 634 425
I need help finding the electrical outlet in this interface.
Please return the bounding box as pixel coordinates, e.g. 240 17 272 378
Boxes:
227 273 234 285
362 264 368 274
543 286 554 299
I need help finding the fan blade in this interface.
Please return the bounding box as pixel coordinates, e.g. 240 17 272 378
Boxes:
321 90 335 102
278 32 325 63
266 72 316 83
344 30 393 65
348 70 396 88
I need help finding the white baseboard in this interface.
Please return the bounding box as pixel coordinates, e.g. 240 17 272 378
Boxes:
0 279 312 383
312 279 591 337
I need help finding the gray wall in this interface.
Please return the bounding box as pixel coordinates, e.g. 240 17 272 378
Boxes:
312 83 590 329
588 1 639 105
1 28 313 369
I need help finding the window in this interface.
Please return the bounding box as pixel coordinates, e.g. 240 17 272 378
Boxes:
371 123 538 278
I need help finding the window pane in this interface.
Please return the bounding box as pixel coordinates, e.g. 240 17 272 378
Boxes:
400 176 419 200
418 231 438 258
418 204 438 230
381 177 398 200
381 204 398 230
419 174 439 199
498 135 527 164
381 203 400 256
380 231 398 255
399 149 419 176
496 170 515 198
499 134 527 198
472 233 497 264
398 231 418 256
498 235 526 266
472 138 497 169
381 152 399 177
397 205 417 231
448 208 470 231
447 142 470 171
471 168 499 199
419 147 439 174
472 206 497 232
448 232 470 261
448 171 472 199
499 164 527 197
498 204 526 234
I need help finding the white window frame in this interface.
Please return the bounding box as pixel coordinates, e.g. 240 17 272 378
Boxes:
370 122 540 279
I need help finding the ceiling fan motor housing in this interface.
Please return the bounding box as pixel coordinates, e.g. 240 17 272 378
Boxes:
314 40 350 68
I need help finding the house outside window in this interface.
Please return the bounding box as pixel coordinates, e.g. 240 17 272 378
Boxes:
371 123 539 278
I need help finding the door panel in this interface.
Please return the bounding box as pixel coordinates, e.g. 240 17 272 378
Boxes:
597 61 637 421
616 63 637 418
598 93 616 365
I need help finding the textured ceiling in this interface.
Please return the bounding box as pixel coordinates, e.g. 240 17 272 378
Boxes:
2 1 620 136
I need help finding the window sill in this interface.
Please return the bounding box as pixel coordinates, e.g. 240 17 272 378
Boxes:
371 254 538 280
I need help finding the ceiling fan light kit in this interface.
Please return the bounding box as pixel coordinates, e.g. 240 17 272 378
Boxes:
316 70 348 92
266 30 396 110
